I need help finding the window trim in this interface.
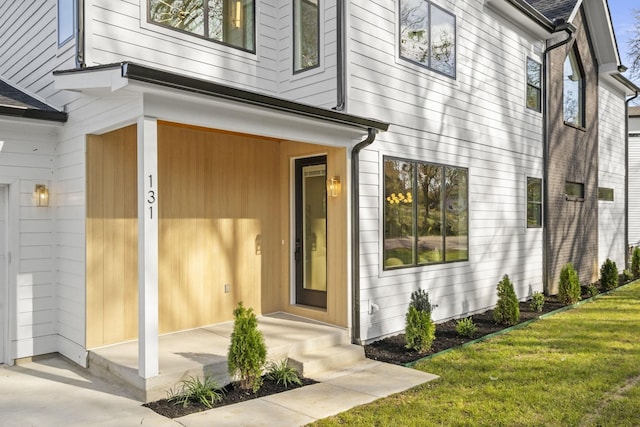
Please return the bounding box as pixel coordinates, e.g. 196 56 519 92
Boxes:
526 57 541 112
526 177 542 228
58 0 76 47
147 0 257 54
382 156 468 271
293 0 321 74
398 0 457 79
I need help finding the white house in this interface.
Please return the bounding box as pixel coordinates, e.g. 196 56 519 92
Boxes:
0 0 636 398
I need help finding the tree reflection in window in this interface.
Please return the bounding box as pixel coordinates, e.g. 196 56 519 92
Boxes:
384 157 468 269
294 0 319 72
399 0 456 78
563 48 584 126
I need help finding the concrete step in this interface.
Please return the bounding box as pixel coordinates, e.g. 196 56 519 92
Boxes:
288 343 366 379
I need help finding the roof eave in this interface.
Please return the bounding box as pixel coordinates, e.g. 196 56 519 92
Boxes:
0 105 68 123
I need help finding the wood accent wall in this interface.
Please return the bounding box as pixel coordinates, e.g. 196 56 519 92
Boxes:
86 125 138 349
86 122 348 348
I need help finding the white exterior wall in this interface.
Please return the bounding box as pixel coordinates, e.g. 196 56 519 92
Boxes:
348 0 546 341
0 121 60 360
597 81 627 268
629 114 640 247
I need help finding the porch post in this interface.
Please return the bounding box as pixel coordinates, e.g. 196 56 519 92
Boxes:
137 116 159 378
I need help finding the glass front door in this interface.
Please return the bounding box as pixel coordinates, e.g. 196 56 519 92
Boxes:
294 156 327 308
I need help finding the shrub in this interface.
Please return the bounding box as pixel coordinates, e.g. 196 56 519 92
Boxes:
265 359 302 388
530 291 545 312
167 375 224 409
455 317 478 338
600 258 619 291
632 247 640 279
493 274 520 325
558 263 581 305
587 283 599 297
405 289 436 353
624 269 634 281
228 302 267 393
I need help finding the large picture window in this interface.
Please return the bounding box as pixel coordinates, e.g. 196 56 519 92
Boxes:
563 48 584 127
294 0 319 72
384 157 468 269
149 0 255 52
399 0 456 78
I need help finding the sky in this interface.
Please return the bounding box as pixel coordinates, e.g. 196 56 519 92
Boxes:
608 0 638 80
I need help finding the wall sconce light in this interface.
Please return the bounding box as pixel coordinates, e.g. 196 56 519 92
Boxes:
233 0 242 28
328 176 341 198
35 184 49 207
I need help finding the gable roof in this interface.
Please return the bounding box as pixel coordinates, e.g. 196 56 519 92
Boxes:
523 0 579 23
0 79 67 122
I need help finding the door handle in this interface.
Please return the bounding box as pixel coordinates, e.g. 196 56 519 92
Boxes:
295 239 301 262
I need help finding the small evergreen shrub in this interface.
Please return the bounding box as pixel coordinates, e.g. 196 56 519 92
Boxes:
624 269 634 281
530 291 545 312
227 302 267 393
455 317 478 338
405 290 436 353
600 258 619 291
558 263 581 305
632 247 640 279
167 375 224 409
265 359 302 388
587 283 599 297
493 274 520 325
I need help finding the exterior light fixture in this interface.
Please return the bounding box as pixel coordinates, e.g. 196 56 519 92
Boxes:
35 184 49 207
328 176 341 198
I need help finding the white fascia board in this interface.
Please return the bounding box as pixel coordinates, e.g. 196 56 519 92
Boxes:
582 0 621 68
138 84 370 147
54 67 128 93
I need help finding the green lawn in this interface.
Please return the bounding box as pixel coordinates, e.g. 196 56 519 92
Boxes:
314 281 640 427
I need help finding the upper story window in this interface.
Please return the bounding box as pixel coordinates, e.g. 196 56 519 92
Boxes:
58 0 75 46
399 0 456 78
526 57 541 112
149 0 256 52
384 157 468 269
293 0 319 73
563 48 584 127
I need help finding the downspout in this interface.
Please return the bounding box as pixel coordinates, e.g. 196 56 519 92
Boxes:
334 0 346 111
351 128 377 344
542 21 575 293
625 90 638 268
75 0 86 68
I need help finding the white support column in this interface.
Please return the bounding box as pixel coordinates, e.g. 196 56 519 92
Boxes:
137 116 159 378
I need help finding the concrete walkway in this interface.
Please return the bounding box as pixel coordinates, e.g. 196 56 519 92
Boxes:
0 355 438 427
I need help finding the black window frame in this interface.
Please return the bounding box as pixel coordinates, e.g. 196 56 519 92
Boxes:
526 177 542 228
526 57 542 112
598 187 614 201
563 47 585 128
147 0 257 54
565 181 585 202
398 0 457 79
293 0 320 74
383 156 468 270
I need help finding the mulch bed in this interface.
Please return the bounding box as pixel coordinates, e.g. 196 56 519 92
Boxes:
144 377 317 419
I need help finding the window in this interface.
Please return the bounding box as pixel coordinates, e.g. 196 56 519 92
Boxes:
526 58 541 112
563 48 584 127
294 0 319 72
58 0 75 46
565 181 584 201
399 0 456 78
149 0 255 52
384 157 468 269
527 177 542 228
598 187 614 201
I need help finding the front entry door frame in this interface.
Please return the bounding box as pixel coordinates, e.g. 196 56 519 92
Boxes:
292 155 328 309
0 179 18 365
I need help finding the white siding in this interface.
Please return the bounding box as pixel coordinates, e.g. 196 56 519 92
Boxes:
348 0 545 341
0 121 60 360
598 82 627 268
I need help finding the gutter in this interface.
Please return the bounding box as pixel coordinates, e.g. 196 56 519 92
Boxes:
351 128 378 344
334 0 346 111
542 21 575 294
75 0 86 68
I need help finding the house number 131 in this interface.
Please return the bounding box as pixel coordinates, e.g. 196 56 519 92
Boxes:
147 174 156 219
